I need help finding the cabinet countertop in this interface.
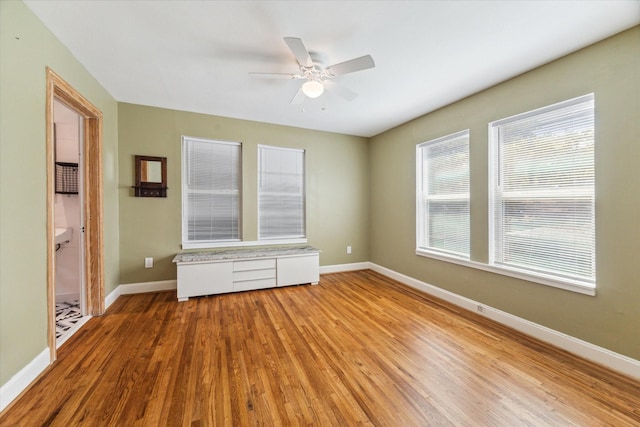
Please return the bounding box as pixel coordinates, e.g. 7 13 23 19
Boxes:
172 246 320 264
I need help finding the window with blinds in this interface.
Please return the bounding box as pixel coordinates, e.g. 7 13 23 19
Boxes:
416 130 470 259
182 137 241 246
258 146 305 240
489 93 595 287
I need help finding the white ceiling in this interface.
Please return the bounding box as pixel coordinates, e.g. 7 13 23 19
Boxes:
25 1 640 137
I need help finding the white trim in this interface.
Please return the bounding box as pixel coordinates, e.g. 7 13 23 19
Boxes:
415 249 596 296
119 280 177 295
183 238 308 250
181 135 241 147
369 262 640 380
490 93 595 126
415 248 471 267
257 144 305 154
320 262 370 274
104 285 121 310
0 348 49 412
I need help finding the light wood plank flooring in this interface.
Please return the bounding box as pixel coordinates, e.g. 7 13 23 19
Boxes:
2 270 639 426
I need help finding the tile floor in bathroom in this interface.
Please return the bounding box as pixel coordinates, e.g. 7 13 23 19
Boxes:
56 300 82 340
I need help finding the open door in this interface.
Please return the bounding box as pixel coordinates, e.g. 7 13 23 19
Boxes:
46 68 104 362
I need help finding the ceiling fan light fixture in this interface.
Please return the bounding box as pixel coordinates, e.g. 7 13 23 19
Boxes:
302 80 324 98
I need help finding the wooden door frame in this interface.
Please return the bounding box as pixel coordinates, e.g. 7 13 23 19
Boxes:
46 67 105 362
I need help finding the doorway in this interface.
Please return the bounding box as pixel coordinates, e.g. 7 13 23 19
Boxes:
46 68 105 362
53 100 87 346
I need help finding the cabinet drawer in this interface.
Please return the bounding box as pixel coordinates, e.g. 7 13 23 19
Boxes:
233 258 276 271
234 277 276 292
233 268 276 282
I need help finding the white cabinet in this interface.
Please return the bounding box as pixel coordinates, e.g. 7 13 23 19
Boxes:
277 255 319 287
177 261 233 301
173 247 320 301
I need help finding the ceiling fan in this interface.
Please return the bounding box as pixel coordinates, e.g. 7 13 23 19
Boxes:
250 37 375 104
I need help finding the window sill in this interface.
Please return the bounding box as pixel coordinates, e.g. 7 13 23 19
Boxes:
415 248 596 296
183 238 308 250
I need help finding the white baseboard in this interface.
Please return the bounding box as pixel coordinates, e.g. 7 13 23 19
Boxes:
320 262 370 274
104 285 120 310
369 262 640 380
104 280 177 311
0 348 49 413
119 279 177 295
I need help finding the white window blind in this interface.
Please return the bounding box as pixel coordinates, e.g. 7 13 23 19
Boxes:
182 137 241 245
489 94 595 286
416 130 470 258
258 146 305 240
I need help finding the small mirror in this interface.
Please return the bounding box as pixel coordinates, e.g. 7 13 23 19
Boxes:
142 160 162 183
133 155 167 197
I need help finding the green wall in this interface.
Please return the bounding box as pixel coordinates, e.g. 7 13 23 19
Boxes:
118 103 370 284
0 1 120 385
369 26 640 360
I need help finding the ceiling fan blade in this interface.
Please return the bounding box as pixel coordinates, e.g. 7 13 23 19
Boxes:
324 80 358 101
284 37 313 67
326 55 375 76
290 86 305 104
249 72 300 79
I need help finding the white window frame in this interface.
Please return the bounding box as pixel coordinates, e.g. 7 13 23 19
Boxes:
488 93 596 292
258 145 307 244
416 130 470 261
181 136 242 249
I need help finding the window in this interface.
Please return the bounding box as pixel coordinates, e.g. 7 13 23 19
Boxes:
182 136 241 247
416 130 470 259
258 145 305 240
489 94 595 288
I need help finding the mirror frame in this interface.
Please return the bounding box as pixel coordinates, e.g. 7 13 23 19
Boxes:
133 155 167 197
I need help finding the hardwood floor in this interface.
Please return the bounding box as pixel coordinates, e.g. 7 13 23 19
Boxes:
2 270 639 426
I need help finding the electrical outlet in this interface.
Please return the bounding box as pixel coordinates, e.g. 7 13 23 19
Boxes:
145 257 153 268
347 246 352 254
